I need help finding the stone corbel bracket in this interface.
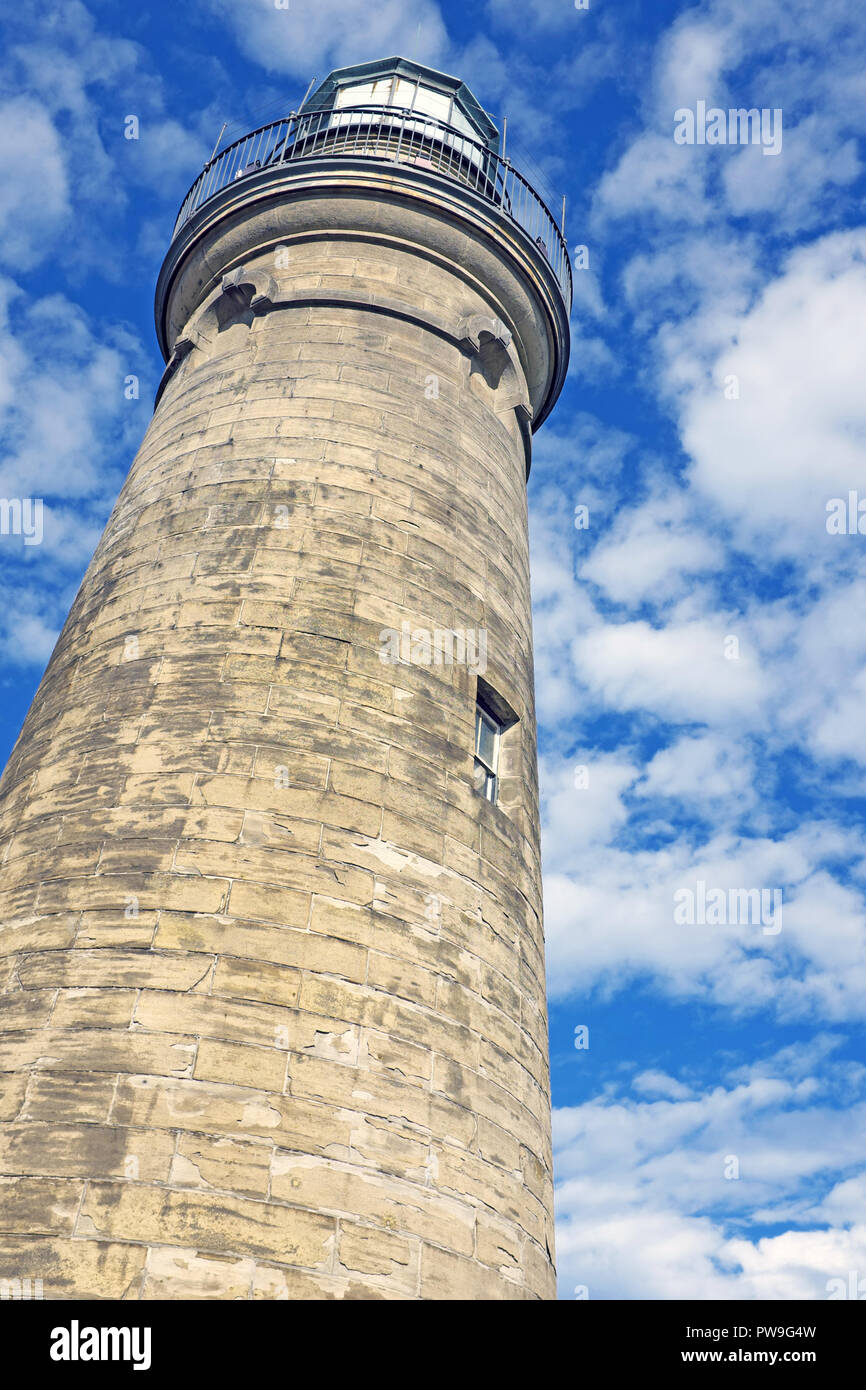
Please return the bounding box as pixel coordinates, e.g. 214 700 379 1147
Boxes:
155 266 279 407
457 313 512 357
220 265 278 315
457 314 533 476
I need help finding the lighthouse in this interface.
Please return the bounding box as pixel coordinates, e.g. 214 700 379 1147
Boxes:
0 57 571 1299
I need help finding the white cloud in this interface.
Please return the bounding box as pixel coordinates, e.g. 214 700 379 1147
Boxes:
637 733 755 809
0 0 212 277
485 0 595 35
0 607 59 666
0 276 151 669
595 133 711 226
722 117 860 224
579 486 723 605
812 668 866 767
554 1042 866 1298
542 742 866 1019
678 229 866 551
573 618 766 724
633 1070 694 1100
122 118 210 189
541 751 639 860
0 99 70 269
205 0 449 79
0 284 149 501
603 0 866 232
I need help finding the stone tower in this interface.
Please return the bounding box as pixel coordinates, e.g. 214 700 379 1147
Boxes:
0 57 570 1300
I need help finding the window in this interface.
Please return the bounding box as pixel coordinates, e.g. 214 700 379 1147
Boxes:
474 703 502 803
472 679 520 808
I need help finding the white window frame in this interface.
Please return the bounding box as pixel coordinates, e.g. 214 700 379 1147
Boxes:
474 704 501 803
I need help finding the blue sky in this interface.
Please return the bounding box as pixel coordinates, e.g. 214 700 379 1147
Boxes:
1 0 865 1299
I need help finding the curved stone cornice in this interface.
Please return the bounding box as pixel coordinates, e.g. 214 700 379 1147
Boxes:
154 156 570 429
154 280 536 474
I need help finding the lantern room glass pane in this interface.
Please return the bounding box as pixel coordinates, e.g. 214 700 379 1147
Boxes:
335 79 393 108
394 77 420 108
412 87 453 125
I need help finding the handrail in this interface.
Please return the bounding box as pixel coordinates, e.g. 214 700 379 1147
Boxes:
171 104 572 309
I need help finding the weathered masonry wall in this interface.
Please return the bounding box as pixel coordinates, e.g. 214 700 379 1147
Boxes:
0 184 559 1299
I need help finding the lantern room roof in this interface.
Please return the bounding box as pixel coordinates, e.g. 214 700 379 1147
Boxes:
304 57 501 152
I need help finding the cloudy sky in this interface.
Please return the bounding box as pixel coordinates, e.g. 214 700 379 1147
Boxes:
1 0 864 1300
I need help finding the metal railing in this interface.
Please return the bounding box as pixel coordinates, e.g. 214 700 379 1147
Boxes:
172 104 572 308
